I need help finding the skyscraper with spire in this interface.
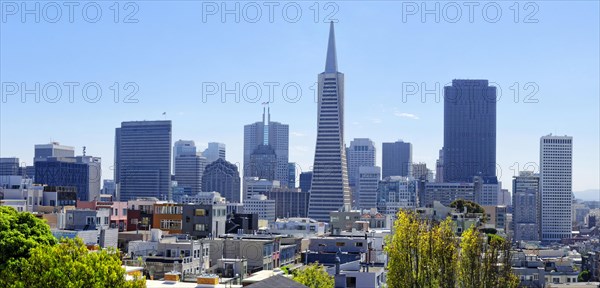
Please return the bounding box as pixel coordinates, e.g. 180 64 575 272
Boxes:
308 22 351 222
243 106 289 186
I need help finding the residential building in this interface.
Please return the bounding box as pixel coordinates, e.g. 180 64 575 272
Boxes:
182 203 227 238
308 22 352 222
77 196 127 230
382 140 412 178
443 79 496 182
207 234 281 272
329 211 361 234
115 121 172 201
153 203 183 234
129 234 210 279
126 197 160 231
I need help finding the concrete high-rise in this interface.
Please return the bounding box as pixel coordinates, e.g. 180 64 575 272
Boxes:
202 142 226 164
243 107 289 186
346 138 376 186
307 22 352 222
173 140 206 195
443 80 496 182
34 142 75 161
357 166 381 210
175 155 207 195
115 121 172 201
513 171 540 241
382 141 412 178
0 157 22 176
540 134 573 242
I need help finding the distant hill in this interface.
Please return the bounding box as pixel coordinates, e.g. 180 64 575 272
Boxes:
574 189 600 201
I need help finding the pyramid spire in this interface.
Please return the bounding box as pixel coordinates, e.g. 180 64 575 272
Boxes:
324 21 338 73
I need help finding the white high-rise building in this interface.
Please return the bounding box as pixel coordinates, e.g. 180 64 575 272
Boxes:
243 194 276 223
243 177 280 200
202 142 226 164
346 138 376 187
357 166 380 210
540 134 573 242
308 22 352 222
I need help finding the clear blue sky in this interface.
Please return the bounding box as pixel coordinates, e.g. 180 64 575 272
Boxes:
1 1 599 199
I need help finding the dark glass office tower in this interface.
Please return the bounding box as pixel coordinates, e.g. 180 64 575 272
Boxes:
115 120 172 201
443 79 496 182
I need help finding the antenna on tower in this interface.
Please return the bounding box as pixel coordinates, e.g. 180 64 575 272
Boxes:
82 146 86 156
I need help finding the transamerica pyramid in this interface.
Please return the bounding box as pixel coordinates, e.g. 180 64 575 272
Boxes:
307 22 352 222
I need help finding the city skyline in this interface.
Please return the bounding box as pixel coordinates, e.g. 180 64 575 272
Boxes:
1 2 599 199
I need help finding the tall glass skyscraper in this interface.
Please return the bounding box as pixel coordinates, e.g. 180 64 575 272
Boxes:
382 140 412 178
115 120 172 201
443 79 497 182
308 22 351 222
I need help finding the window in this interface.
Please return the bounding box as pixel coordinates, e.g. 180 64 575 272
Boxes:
96 217 100 224
355 242 363 247
86 216 94 225
195 209 206 216
104 217 109 225
336 242 345 247
160 220 182 230
195 224 206 231
113 209 117 216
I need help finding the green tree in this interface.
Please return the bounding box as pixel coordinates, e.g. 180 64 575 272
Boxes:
386 210 518 288
578 270 591 282
450 199 485 214
293 263 334 288
386 210 458 288
10 238 145 288
458 226 519 288
0 206 58 286
458 225 483 288
0 206 57 267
